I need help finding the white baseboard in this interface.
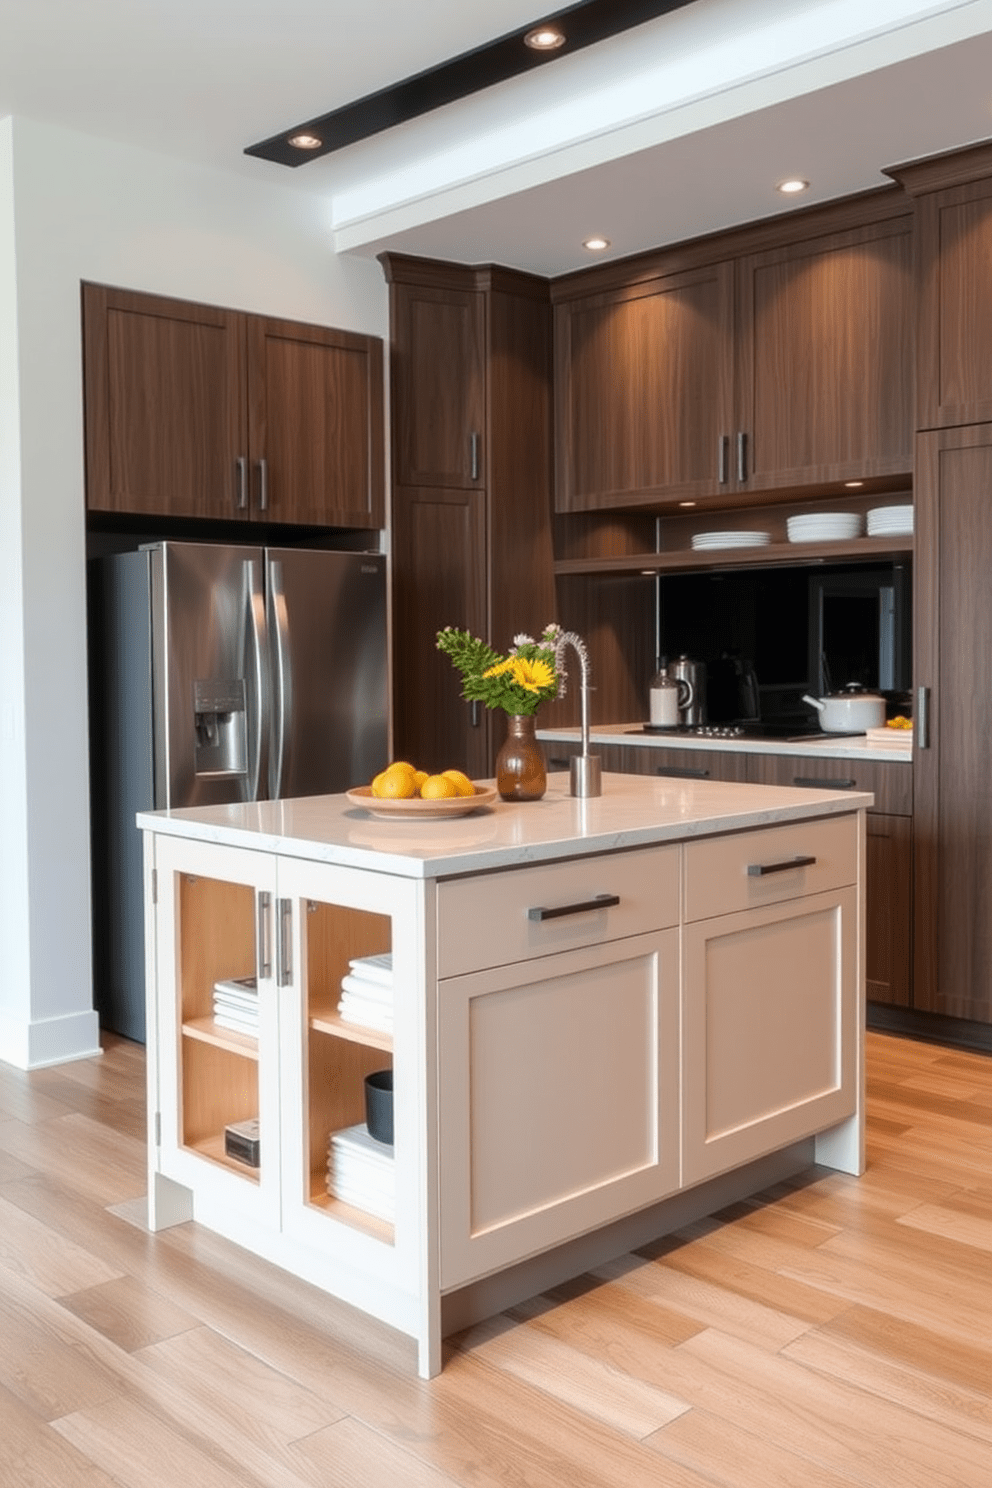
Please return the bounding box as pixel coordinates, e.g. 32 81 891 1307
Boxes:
0 1008 102 1070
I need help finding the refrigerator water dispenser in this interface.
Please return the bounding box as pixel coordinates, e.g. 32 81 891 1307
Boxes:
193 677 248 778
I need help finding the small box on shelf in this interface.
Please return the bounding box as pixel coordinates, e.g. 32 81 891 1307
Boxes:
224 1117 260 1167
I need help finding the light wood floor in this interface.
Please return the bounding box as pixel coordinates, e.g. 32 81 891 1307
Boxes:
1 1031 990 1487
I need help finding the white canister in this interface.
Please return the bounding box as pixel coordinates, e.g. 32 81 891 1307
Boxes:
649 671 690 727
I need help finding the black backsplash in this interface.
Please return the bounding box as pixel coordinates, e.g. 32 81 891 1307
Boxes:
657 561 912 723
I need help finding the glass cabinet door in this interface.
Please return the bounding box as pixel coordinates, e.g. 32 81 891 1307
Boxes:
151 834 281 1227
275 857 424 1293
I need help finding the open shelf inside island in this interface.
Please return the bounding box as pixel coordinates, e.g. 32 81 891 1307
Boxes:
177 873 260 1179
303 899 395 1241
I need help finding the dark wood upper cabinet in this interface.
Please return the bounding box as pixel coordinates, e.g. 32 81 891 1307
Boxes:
551 194 914 514
554 262 735 511
736 214 915 492
889 143 992 431
82 283 384 527
913 423 992 1026
384 270 486 489
245 315 384 527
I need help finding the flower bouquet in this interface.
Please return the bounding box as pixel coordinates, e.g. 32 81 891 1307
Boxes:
436 624 561 799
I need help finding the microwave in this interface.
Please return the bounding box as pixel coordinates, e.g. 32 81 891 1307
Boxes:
807 563 911 696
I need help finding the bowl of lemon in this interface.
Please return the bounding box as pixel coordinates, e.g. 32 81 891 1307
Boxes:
346 762 497 820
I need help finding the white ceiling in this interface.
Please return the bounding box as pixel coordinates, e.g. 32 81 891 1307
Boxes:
3 0 992 276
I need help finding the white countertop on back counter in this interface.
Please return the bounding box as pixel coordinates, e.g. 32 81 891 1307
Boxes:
136 774 872 879
537 723 913 763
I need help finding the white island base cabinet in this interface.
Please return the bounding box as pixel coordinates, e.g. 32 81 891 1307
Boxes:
140 784 866 1378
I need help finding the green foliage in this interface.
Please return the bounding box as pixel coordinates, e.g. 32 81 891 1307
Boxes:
436 625 560 717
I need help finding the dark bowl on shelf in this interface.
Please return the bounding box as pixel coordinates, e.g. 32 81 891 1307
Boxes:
364 1069 394 1146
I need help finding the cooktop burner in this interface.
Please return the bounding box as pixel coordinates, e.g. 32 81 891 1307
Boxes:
634 722 866 741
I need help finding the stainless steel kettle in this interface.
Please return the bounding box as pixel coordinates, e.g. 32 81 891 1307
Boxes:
667 655 706 725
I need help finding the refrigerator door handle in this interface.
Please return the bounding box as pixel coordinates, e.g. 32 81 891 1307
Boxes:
268 559 291 800
243 559 269 801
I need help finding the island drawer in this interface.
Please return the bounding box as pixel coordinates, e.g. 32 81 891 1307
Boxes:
683 815 858 922
437 844 679 978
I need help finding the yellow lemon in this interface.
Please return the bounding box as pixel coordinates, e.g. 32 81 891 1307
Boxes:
374 770 417 800
442 769 475 797
386 760 417 777
419 774 458 800
412 769 429 790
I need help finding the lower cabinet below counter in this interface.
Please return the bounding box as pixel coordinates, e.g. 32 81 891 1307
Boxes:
550 741 913 1009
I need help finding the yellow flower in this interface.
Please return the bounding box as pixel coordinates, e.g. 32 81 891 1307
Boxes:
483 658 516 679
511 657 554 692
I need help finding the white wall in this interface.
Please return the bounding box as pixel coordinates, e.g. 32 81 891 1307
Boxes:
0 115 388 1068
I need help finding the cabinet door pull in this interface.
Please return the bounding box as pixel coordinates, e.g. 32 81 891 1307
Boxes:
747 855 817 877
917 685 930 749
737 431 748 482
257 890 272 979
793 775 856 791
718 434 729 484
528 892 620 922
656 765 710 779
469 431 480 481
236 456 248 511
257 457 268 513
276 897 292 986
470 700 482 728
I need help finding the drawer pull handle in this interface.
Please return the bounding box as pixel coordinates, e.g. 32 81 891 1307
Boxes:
656 765 710 779
793 776 856 790
528 892 620 922
747 855 817 878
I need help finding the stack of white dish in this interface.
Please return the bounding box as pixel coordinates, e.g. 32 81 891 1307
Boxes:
691 530 772 551
337 953 393 1033
326 1124 394 1221
867 504 913 537
212 975 259 1037
786 512 863 543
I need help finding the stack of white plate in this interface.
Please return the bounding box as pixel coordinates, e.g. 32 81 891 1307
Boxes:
691 531 772 551
786 512 863 543
867 504 913 537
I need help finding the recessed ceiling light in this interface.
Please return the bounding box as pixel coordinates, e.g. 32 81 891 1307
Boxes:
288 133 323 151
678 501 697 508
583 236 611 252
525 26 566 50
777 177 810 195
844 480 865 488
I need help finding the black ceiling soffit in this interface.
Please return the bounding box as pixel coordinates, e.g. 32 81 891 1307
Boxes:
245 0 700 166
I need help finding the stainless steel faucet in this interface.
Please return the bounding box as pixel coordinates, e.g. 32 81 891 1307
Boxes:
552 630 602 797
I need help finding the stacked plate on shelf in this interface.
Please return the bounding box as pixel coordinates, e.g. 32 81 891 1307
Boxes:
326 1124 395 1221
786 512 863 543
212 975 259 1037
691 530 772 551
867 504 914 537
337 952 393 1034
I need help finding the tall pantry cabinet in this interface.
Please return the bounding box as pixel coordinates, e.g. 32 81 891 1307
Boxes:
891 144 992 1026
380 255 557 776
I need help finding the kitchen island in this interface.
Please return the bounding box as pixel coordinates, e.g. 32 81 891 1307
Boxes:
138 773 869 1377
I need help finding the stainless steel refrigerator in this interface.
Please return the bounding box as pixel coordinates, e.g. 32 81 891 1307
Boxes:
90 541 389 1041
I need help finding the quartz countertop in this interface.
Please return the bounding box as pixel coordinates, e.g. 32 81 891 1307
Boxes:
137 774 872 880
537 722 912 763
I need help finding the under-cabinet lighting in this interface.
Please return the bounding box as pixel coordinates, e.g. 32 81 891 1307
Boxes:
844 480 865 488
288 133 323 151
777 177 810 195
583 235 611 251
679 500 696 507
525 26 566 50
